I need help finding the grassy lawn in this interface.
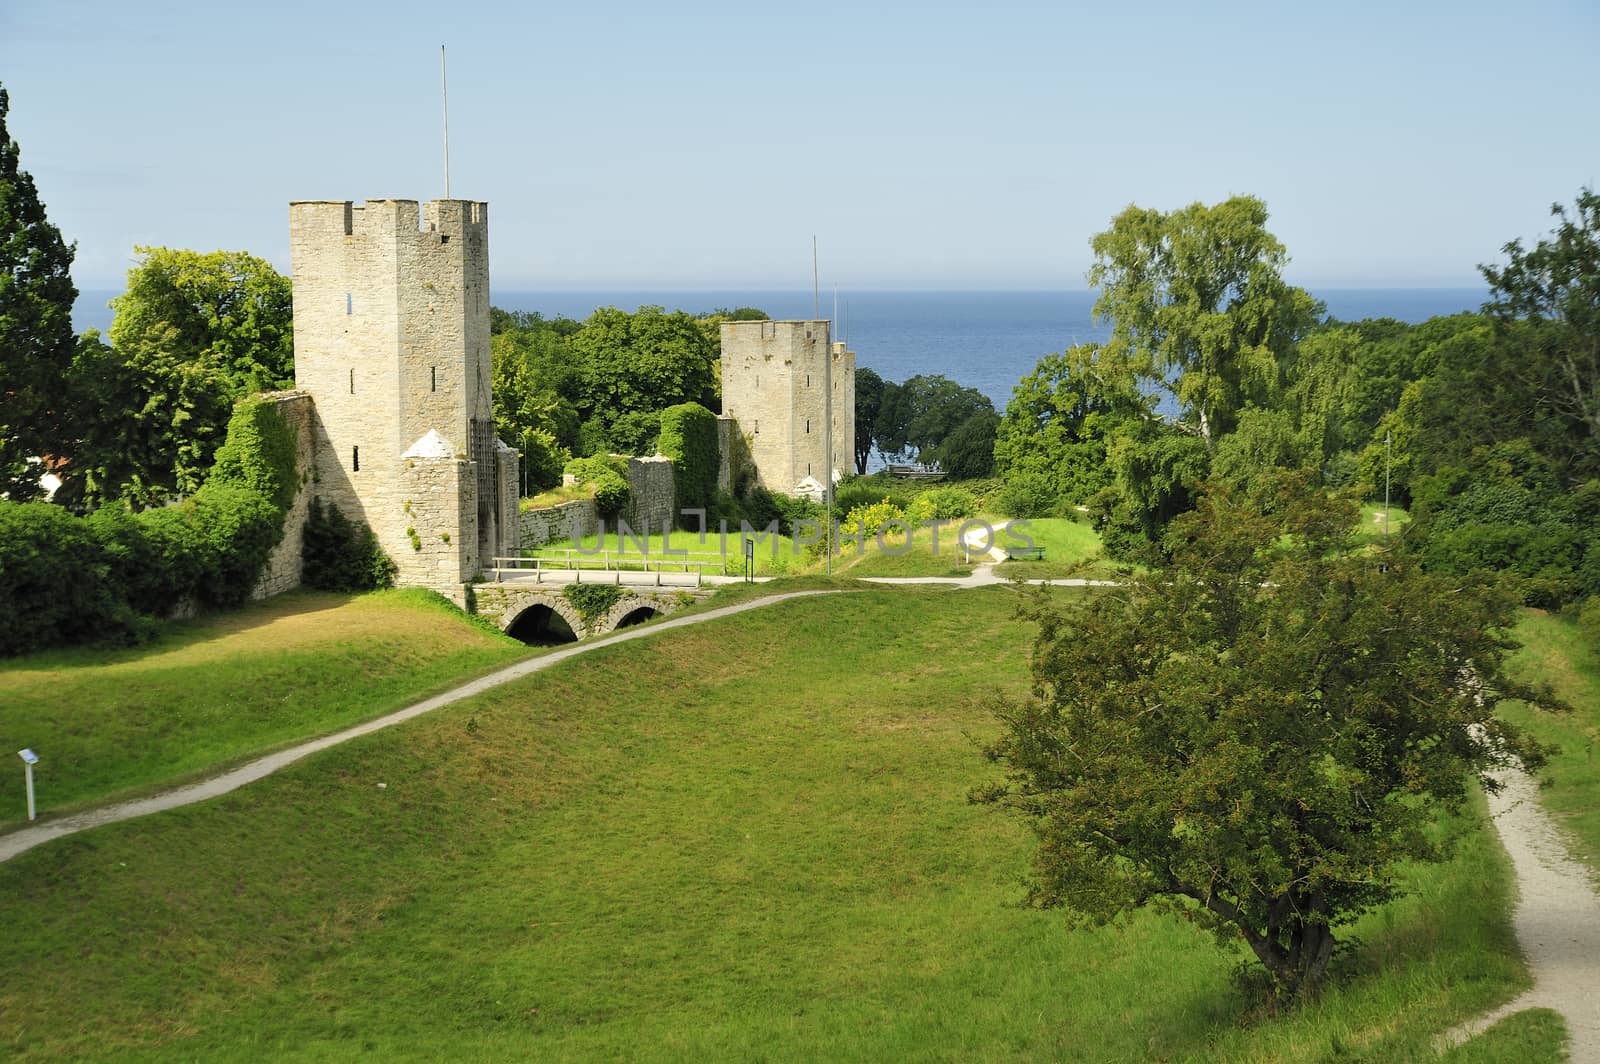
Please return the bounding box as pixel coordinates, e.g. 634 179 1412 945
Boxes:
992 517 1116 580
538 528 805 577
521 485 595 509
0 590 527 825
0 587 1534 1060
1354 502 1411 549
1440 1008 1569 1063
1501 607 1600 871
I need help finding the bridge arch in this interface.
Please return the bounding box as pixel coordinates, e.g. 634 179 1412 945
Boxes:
472 585 705 641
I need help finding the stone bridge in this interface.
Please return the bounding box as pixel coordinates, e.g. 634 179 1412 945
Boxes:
470 582 714 644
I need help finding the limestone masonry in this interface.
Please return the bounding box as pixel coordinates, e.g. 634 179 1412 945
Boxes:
719 320 855 498
287 198 519 590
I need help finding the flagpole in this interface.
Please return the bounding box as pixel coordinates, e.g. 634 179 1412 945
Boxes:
441 45 451 199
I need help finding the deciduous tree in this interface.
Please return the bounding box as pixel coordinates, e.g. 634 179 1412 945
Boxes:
1086 196 1320 452
976 477 1556 1001
1482 187 1600 461
66 247 293 505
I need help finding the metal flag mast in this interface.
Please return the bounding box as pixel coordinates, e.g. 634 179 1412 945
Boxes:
816 237 833 577
441 45 451 198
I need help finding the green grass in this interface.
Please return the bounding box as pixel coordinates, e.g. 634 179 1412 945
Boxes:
522 484 594 509
1440 1008 1569 1063
992 517 1116 580
0 587 1532 1060
0 590 527 825
538 528 804 577
1354 502 1411 548
1501 607 1600 871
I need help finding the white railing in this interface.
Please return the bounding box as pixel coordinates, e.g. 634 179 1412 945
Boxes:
489 550 726 587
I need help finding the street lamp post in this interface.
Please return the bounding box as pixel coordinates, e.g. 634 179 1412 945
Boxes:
17 748 38 821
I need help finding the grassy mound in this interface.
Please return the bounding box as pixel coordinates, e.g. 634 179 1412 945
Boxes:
0 587 1535 1060
0 589 526 823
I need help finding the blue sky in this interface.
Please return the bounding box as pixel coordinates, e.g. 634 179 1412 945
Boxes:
3 0 1596 290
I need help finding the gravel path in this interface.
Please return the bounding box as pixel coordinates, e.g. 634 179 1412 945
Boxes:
0 589 838 866
1443 768 1600 1059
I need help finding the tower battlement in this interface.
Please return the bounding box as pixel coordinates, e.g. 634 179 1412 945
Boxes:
289 198 488 243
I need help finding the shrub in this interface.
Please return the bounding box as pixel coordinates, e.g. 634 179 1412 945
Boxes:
907 485 977 523
996 471 1062 519
209 397 300 510
832 478 913 517
564 455 631 519
302 496 396 592
0 501 129 655
186 482 286 607
562 584 622 628
657 402 719 513
839 500 907 542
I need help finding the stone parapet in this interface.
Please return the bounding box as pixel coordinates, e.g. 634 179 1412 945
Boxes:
519 498 600 548
624 455 676 532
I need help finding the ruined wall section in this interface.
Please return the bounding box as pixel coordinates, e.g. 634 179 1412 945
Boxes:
252 390 316 599
519 498 600 549
398 453 477 584
624 455 675 532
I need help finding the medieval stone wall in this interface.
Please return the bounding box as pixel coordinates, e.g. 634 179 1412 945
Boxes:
624 455 676 532
252 390 316 599
519 498 600 548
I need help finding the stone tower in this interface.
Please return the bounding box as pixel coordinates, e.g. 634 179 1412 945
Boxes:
289 198 518 587
720 320 855 497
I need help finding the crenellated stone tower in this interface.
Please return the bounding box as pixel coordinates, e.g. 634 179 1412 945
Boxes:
289 198 518 588
720 320 855 498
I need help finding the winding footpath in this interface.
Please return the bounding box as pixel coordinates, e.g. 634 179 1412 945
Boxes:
10 556 1595 1060
1443 768 1600 1060
0 589 840 866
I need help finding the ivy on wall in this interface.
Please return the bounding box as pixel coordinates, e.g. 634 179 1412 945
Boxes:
657 402 718 514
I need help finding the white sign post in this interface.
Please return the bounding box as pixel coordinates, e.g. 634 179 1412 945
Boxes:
17 749 38 821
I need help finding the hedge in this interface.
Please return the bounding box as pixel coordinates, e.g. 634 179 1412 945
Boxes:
0 394 302 656
657 402 719 513
564 455 631 519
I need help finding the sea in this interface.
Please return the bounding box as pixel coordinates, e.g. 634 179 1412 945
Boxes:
72 287 1485 410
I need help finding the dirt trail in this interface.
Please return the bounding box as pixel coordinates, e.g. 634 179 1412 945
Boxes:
1443 768 1600 1059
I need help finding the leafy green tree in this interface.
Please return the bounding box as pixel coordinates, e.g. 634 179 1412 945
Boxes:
928 409 999 479
873 374 995 467
0 84 78 500
976 477 1556 1001
1411 439 1600 606
109 247 292 395
1482 187 1600 460
492 336 579 494
571 306 718 441
853 367 885 474
66 248 293 505
1086 196 1321 452
994 347 1136 508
